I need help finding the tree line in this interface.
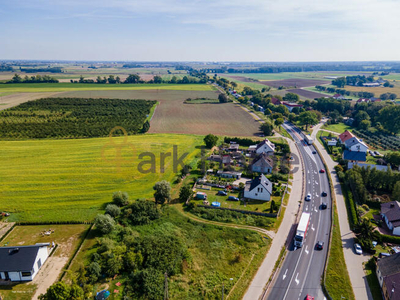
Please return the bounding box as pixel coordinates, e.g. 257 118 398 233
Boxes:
0 98 155 139
315 85 375 99
7 74 59 83
70 74 205 84
20 67 63 73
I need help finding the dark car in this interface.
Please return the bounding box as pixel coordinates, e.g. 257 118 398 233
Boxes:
217 190 227 196
312 151 317 154
321 191 327 197
320 202 327 210
316 241 324 250
228 196 239 201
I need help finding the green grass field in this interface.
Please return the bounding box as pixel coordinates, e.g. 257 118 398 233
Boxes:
0 83 214 93
322 123 352 134
0 134 203 222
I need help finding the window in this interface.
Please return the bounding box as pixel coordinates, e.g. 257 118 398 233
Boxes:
261 188 263 193
37 258 42 269
21 271 31 277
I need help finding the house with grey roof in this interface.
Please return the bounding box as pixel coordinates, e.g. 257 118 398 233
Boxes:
376 252 400 300
381 201 400 236
255 139 275 156
347 162 389 171
344 137 368 152
0 243 50 281
244 174 273 201
251 153 274 174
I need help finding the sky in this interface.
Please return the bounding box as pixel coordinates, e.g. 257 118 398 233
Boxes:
1 0 400 62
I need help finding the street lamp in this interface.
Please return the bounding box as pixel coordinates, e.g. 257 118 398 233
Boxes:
222 278 234 300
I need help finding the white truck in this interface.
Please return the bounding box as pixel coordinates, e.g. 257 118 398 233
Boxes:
294 212 310 248
305 135 313 145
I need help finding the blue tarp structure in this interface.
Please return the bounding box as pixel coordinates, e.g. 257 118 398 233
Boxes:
211 202 221 207
96 290 110 300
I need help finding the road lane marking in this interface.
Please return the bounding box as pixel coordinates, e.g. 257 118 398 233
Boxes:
295 273 300 285
283 269 288 280
305 246 309 254
311 224 315 231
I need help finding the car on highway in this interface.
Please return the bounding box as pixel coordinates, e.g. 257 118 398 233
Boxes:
320 202 327 210
320 169 325 173
312 150 317 154
321 191 327 197
354 243 363 255
316 241 324 250
227 196 239 201
217 190 227 196
306 193 312 201
305 295 314 300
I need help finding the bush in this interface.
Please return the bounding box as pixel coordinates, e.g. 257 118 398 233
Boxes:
105 204 121 218
94 214 116 234
113 191 130 207
125 199 161 225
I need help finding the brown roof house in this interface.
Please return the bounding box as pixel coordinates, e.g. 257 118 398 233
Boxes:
376 252 400 300
381 201 400 236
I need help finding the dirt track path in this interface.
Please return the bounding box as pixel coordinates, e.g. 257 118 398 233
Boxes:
0 92 60 111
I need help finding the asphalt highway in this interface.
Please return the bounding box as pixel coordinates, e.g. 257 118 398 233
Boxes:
265 122 332 300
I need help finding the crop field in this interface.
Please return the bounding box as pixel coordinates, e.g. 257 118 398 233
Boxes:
0 83 214 94
0 134 203 222
149 99 262 136
0 92 60 111
259 78 327 88
223 72 333 81
342 83 400 99
286 88 331 99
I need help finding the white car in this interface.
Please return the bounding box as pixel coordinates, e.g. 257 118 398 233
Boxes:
306 193 312 201
354 243 363 255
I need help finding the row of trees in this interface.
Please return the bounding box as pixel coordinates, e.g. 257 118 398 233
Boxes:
315 85 375 99
0 98 155 139
7 73 59 83
70 74 205 85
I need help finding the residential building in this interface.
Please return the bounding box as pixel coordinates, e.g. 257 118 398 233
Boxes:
344 137 368 152
282 101 303 112
339 130 354 144
327 139 337 146
376 252 400 300
343 150 367 162
244 174 273 201
347 162 389 171
357 98 371 103
222 155 232 165
251 153 274 174
255 139 275 155
333 93 345 100
381 201 400 236
0 243 50 282
271 97 281 105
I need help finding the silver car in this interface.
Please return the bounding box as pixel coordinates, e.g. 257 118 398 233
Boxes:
354 243 362 255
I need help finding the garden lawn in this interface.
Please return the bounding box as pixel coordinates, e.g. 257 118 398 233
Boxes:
322 123 352 134
0 83 214 93
0 134 203 222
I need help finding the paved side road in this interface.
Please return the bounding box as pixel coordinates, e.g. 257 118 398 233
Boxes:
243 137 303 300
313 125 373 300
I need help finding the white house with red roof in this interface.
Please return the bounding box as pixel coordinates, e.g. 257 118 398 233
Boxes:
338 130 354 144
333 94 345 100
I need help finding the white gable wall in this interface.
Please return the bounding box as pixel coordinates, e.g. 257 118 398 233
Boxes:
256 145 274 155
349 143 368 152
244 184 271 201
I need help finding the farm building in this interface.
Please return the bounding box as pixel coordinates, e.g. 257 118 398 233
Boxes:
244 174 273 201
195 192 208 200
363 82 381 87
281 101 303 112
381 202 400 236
217 170 242 179
333 94 346 100
271 97 281 105
0 243 50 282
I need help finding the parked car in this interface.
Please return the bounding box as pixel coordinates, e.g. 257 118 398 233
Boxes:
306 193 312 201
320 169 325 173
354 243 363 255
321 191 327 197
217 190 227 196
228 196 239 201
316 241 324 250
320 202 327 210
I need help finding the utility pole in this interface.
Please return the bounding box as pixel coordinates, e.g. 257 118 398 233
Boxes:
164 272 168 300
221 281 224 300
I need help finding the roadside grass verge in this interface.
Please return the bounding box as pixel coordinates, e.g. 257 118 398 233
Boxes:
364 258 383 300
325 201 355 300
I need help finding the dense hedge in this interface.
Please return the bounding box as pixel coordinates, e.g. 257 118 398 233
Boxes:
0 98 156 139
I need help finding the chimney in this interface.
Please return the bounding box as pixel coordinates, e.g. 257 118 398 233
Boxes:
391 203 395 208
